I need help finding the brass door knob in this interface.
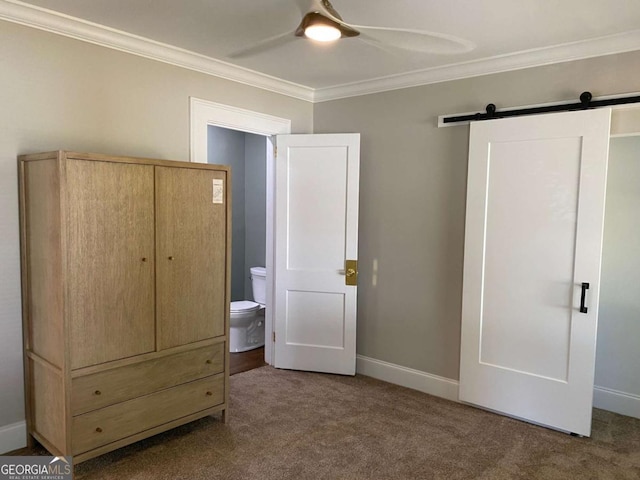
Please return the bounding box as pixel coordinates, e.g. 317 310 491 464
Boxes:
206 359 212 364
345 260 358 286
141 257 147 262
94 390 101 396
206 391 213 396
168 256 174 261
95 427 103 433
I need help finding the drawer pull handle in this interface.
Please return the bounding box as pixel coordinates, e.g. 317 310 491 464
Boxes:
95 427 103 433
94 390 101 396
141 257 147 262
206 391 213 396
206 359 212 364
168 256 174 261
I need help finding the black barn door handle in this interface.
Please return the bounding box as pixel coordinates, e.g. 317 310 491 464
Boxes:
580 282 590 314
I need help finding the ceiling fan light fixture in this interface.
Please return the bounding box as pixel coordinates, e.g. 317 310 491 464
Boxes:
304 24 341 42
295 11 359 42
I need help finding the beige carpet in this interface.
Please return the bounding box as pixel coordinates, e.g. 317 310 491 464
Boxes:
64 367 640 478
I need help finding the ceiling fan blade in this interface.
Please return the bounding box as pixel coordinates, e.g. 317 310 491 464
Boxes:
357 33 404 58
349 25 475 55
227 31 297 59
316 1 472 54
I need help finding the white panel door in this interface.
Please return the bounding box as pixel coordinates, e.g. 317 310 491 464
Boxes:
274 134 360 375
459 109 611 436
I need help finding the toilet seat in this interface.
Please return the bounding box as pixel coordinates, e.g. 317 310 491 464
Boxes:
230 300 260 313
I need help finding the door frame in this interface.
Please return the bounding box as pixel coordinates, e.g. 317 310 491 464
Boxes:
189 97 292 365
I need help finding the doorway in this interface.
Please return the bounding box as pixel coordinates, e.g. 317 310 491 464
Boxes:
189 97 292 367
207 125 269 374
190 98 361 376
594 133 640 418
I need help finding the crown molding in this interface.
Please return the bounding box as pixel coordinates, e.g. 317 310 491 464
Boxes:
312 29 640 102
0 0 315 102
1 0 639 104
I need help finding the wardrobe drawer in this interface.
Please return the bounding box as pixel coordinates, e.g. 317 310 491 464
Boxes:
72 374 224 454
72 344 224 415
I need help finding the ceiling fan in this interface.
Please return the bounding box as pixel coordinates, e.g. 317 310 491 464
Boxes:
228 0 475 58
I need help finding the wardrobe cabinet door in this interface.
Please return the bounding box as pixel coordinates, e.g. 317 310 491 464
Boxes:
66 160 155 369
155 166 227 349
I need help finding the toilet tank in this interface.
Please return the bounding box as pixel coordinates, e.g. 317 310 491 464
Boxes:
250 267 267 305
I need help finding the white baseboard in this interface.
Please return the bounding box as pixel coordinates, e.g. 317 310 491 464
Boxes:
593 385 640 419
356 355 460 403
356 355 640 421
0 420 26 455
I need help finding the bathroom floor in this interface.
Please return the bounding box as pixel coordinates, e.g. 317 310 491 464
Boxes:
230 347 266 375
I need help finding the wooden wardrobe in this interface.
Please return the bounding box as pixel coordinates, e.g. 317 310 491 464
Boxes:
18 151 231 463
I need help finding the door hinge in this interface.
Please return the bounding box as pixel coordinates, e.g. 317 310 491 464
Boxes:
272 331 276 342
274 146 278 157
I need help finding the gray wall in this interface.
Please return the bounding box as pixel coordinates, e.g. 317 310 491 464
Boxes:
595 136 640 397
0 20 312 432
208 126 247 301
314 50 640 382
244 134 267 299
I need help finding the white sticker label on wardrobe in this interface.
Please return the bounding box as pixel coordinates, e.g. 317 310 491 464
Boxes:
212 179 224 204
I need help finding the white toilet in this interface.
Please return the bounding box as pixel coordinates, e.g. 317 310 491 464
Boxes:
229 266 266 353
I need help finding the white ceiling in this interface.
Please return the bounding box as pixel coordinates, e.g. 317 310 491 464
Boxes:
4 0 640 99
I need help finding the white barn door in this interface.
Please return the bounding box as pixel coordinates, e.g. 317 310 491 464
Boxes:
274 134 360 375
459 109 611 436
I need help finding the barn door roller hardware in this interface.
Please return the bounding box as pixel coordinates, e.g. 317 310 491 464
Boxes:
441 91 640 125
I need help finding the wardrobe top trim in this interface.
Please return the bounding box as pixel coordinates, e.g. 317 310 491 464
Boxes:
19 151 229 172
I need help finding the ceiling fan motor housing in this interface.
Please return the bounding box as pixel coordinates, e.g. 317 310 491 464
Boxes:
295 11 360 38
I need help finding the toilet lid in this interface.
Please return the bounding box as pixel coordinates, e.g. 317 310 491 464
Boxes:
230 300 260 313
250 266 266 277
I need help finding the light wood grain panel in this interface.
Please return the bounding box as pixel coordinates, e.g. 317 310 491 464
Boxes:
31 431 65 457
19 151 231 462
32 359 66 453
155 166 228 349
23 159 64 367
66 159 155 369
18 158 35 449
19 151 59 162
59 153 73 454
64 151 230 171
72 374 224 454
72 344 224 415
72 405 225 464
71 337 225 377
223 166 232 423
